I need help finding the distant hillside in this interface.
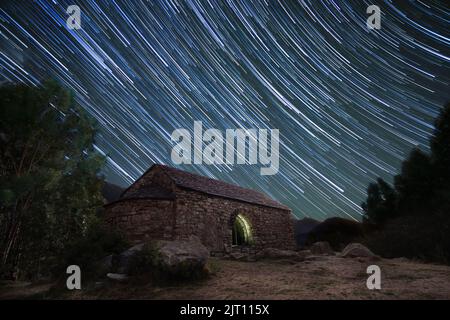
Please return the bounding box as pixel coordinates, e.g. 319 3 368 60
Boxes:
294 217 320 248
306 217 363 250
102 182 125 203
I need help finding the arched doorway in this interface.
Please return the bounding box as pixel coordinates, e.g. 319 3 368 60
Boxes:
232 214 253 246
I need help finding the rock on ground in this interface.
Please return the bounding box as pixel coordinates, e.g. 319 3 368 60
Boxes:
255 248 305 261
156 237 210 277
341 243 377 258
111 237 209 277
106 273 128 281
228 252 248 261
115 243 145 274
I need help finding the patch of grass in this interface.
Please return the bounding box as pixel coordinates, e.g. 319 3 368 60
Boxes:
205 259 221 276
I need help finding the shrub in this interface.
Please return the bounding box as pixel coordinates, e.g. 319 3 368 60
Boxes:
204 259 221 276
363 213 450 264
127 242 161 278
59 222 128 279
306 217 363 250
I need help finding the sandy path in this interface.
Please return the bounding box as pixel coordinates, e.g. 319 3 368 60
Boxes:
73 256 450 300
2 256 450 300
150 256 450 300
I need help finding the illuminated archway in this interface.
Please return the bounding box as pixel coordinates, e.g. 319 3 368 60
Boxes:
232 214 253 246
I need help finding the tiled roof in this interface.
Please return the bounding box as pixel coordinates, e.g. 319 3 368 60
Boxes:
129 164 290 210
121 183 175 200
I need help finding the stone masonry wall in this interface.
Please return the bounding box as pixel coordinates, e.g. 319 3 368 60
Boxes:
173 188 296 252
104 199 175 244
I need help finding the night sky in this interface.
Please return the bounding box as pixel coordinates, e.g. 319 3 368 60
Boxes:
1 1 449 220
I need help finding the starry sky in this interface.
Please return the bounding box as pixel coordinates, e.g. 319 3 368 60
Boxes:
1 0 449 221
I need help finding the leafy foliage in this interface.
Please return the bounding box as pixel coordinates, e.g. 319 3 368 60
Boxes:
0 81 106 279
394 148 435 215
431 103 450 172
430 103 450 211
127 242 162 278
362 178 397 226
61 221 128 279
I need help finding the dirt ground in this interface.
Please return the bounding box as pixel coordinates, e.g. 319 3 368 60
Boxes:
2 255 450 300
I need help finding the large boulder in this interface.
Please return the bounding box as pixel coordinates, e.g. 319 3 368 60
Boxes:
255 248 305 261
112 237 209 278
156 237 210 277
310 241 334 255
341 243 377 258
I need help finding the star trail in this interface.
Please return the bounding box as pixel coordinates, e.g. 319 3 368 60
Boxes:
0 0 449 220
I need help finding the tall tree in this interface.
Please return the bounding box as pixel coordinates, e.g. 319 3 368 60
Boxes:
394 148 434 215
431 102 450 171
0 81 105 278
362 103 450 264
430 103 450 211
